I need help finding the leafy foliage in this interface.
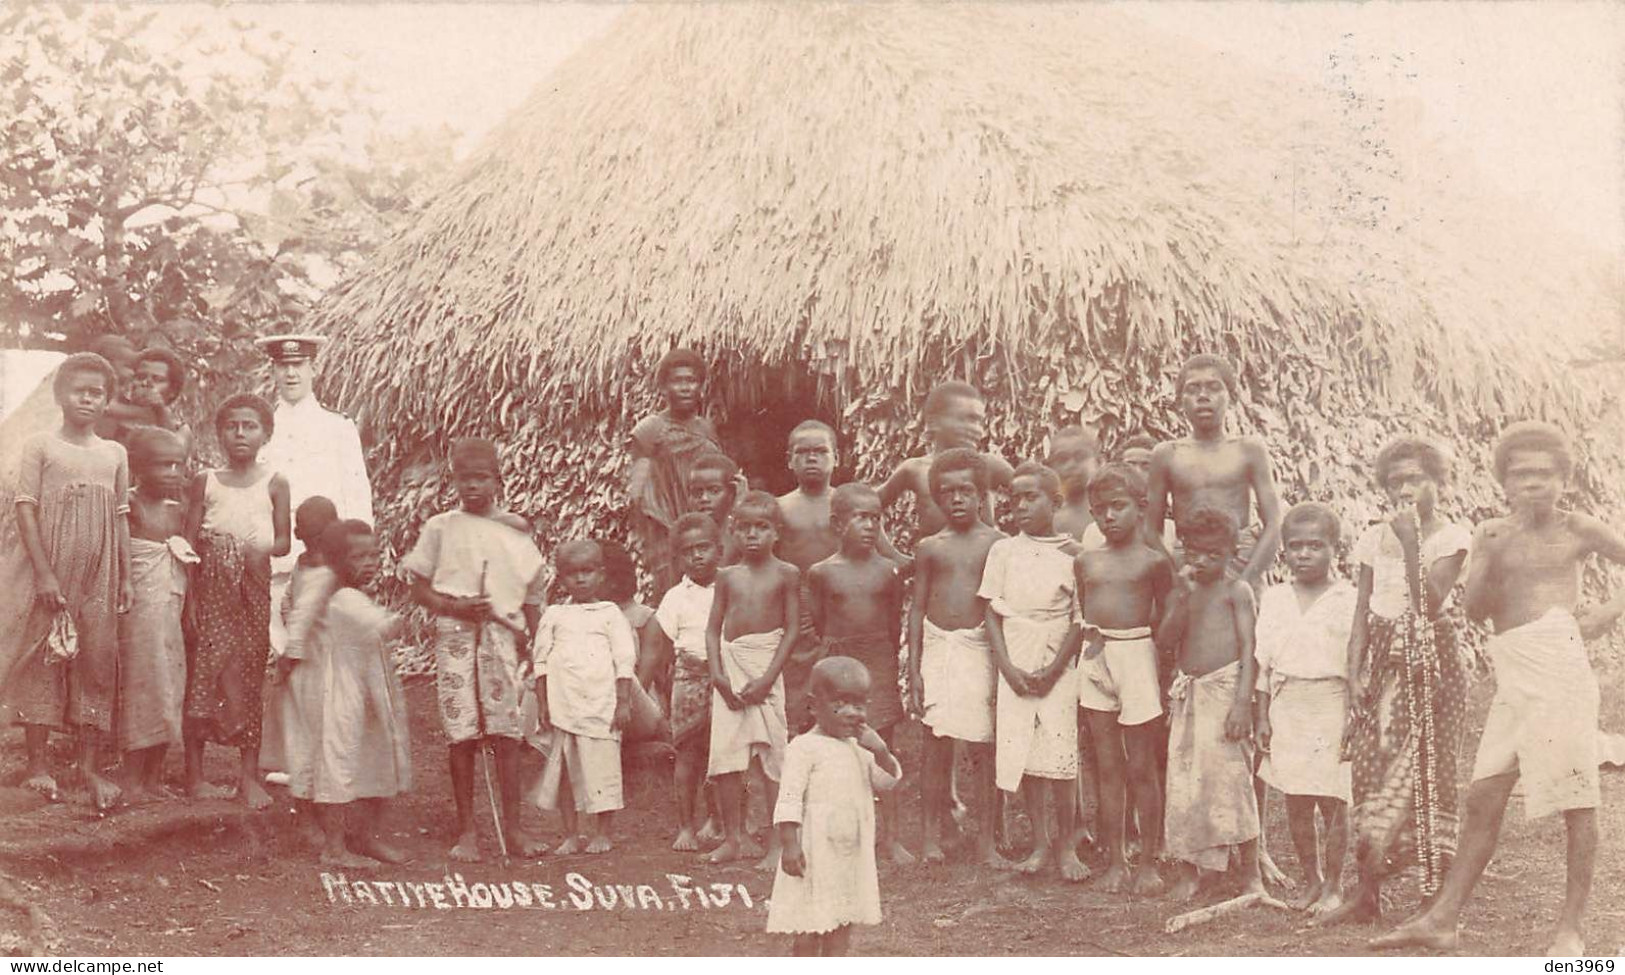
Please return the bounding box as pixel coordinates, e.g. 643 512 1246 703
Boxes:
0 3 453 455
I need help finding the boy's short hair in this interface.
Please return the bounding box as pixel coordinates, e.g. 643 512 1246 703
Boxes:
689 451 739 481
1281 501 1341 546
1011 460 1063 501
214 392 275 437
126 426 183 472
1492 421 1574 483
732 490 782 527
830 482 880 527
1086 463 1147 504
928 447 989 498
655 347 707 385
1177 505 1238 553
1374 435 1451 488
673 511 721 542
788 419 837 449
1049 425 1099 454
53 352 118 399
134 347 188 404
450 437 500 474
600 539 639 603
1175 354 1239 399
294 496 340 545
809 655 870 698
923 380 982 419
1119 433 1158 455
317 518 373 568
556 538 604 569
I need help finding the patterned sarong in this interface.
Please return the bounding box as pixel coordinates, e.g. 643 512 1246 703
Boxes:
185 529 271 748
433 616 525 744
1342 607 1470 894
670 651 711 748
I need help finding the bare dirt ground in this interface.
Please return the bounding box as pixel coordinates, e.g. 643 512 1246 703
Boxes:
2 664 1621 957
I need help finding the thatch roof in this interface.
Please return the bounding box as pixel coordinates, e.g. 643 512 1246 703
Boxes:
311 3 1623 563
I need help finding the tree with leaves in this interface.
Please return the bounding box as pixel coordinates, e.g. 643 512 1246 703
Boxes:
0 3 452 437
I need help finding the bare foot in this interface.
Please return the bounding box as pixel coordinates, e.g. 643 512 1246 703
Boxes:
1547 929 1584 955
1015 845 1051 875
554 835 586 856
1058 849 1092 883
672 828 699 852
1069 828 1096 855
696 818 724 844
1096 863 1130 893
703 839 746 863
1368 917 1459 952
585 835 613 855
1259 849 1290 888
1289 879 1324 911
1313 889 1379 927
86 773 123 813
187 781 234 801
1309 887 1345 917
320 849 381 870
883 841 916 865
448 832 481 862
23 771 60 801
506 829 550 859
981 846 1015 870
355 836 411 865
1168 873 1201 902
1131 864 1165 896
738 834 765 860
754 848 780 872
922 840 947 865
238 777 272 811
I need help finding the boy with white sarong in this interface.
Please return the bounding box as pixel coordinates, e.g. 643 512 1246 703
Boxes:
983 462 1085 878
1254 502 1355 915
1375 422 1625 956
532 540 637 855
1158 507 1261 901
704 491 800 868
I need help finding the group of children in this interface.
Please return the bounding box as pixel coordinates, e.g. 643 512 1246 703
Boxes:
3 346 1621 957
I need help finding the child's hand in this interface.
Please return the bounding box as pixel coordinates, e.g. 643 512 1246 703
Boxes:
34 574 65 612
716 682 746 711
449 595 491 622
118 581 133 615
1080 628 1105 662
780 836 806 878
1256 713 1272 753
855 723 888 754
1003 670 1032 697
1224 701 1252 742
906 669 925 717
1391 507 1421 555
738 678 770 705
612 699 632 733
533 684 551 730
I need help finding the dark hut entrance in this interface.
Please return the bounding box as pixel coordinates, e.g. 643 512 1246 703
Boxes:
713 363 842 496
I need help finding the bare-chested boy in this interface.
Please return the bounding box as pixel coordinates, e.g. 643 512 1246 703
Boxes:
807 483 913 863
1076 464 1173 894
1147 354 1284 879
1158 507 1261 901
1049 425 1101 541
1374 422 1625 955
907 448 1006 866
879 381 1014 539
705 491 800 869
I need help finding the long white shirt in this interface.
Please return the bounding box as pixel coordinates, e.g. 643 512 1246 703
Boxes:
261 394 373 574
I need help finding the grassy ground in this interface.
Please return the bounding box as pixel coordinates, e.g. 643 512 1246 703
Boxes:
1 661 1621 957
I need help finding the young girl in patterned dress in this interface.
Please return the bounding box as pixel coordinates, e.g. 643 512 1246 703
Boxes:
183 394 289 807
0 353 131 811
1323 436 1472 926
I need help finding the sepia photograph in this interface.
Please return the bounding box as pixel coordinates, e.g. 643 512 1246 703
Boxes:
0 0 1622 960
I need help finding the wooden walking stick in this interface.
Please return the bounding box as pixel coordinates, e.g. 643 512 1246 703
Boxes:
468 561 512 868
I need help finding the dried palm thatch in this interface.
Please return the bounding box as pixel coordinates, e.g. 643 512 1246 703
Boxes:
311 4 1622 612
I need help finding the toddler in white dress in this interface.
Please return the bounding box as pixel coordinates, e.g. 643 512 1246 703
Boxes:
766 655 901 956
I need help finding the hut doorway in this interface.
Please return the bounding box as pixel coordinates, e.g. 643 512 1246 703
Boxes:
715 387 842 497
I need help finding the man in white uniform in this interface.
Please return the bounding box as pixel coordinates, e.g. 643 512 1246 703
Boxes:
256 334 374 654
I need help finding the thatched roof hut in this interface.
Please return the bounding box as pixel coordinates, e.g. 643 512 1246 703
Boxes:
312 4 1622 575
